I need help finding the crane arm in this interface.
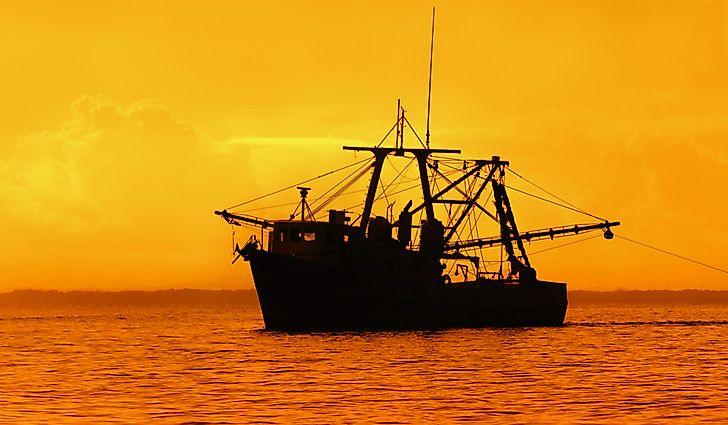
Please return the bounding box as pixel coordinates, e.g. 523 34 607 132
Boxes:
214 210 275 228
445 221 620 251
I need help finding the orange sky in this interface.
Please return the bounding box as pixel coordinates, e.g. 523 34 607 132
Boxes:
1 1 727 291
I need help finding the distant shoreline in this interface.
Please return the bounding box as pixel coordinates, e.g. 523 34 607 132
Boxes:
0 289 259 307
568 289 728 304
1 289 728 306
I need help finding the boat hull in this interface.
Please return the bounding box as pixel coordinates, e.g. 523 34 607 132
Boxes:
249 250 567 330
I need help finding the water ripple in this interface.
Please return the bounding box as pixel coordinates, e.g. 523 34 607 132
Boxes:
0 304 726 423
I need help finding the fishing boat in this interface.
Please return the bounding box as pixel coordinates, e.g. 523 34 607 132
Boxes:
215 10 619 330
214 102 619 329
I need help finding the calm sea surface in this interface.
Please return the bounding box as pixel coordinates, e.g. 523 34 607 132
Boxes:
1 302 727 424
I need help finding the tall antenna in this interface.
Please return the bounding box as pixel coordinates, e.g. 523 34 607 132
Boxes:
425 6 435 149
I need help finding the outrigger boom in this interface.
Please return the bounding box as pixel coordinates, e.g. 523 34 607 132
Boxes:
214 210 274 229
447 221 620 251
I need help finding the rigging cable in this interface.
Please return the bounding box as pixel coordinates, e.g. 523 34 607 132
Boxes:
250 171 430 216
379 157 418 206
310 159 373 206
403 115 428 149
240 199 302 214
429 162 499 224
507 167 590 215
376 120 400 148
528 233 603 256
312 170 420 217
309 159 374 216
615 234 728 275
243 161 372 214
431 158 464 172
385 156 403 176
444 170 482 250
310 168 370 218
379 179 391 208
225 157 371 210
342 168 461 223
524 230 728 276
504 185 606 221
370 156 419 207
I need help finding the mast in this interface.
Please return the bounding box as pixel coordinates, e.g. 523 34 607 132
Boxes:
415 151 436 222
425 6 435 149
395 99 401 151
359 151 388 233
297 186 312 221
343 146 460 234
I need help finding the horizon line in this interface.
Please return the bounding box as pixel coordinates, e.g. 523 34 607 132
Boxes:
3 288 728 294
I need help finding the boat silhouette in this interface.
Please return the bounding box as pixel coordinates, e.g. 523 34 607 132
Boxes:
214 104 619 330
215 9 619 330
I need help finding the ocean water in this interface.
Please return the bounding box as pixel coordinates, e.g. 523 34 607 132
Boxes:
1 302 727 424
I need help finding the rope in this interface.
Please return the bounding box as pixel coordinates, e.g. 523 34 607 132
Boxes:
528 233 603 256
310 161 373 217
339 168 461 217
225 157 371 210
431 158 464 171
379 178 391 208
309 159 373 215
505 185 606 221
376 120 399 148
403 116 427 149
372 157 417 208
507 167 591 215
615 234 728 275
239 199 301 213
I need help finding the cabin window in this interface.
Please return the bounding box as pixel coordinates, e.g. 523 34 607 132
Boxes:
290 228 302 242
303 229 316 242
278 229 287 242
343 234 349 243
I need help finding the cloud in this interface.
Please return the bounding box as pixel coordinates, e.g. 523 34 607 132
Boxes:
2 95 727 290
218 135 362 149
0 95 374 289
435 110 728 259
0 95 251 246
